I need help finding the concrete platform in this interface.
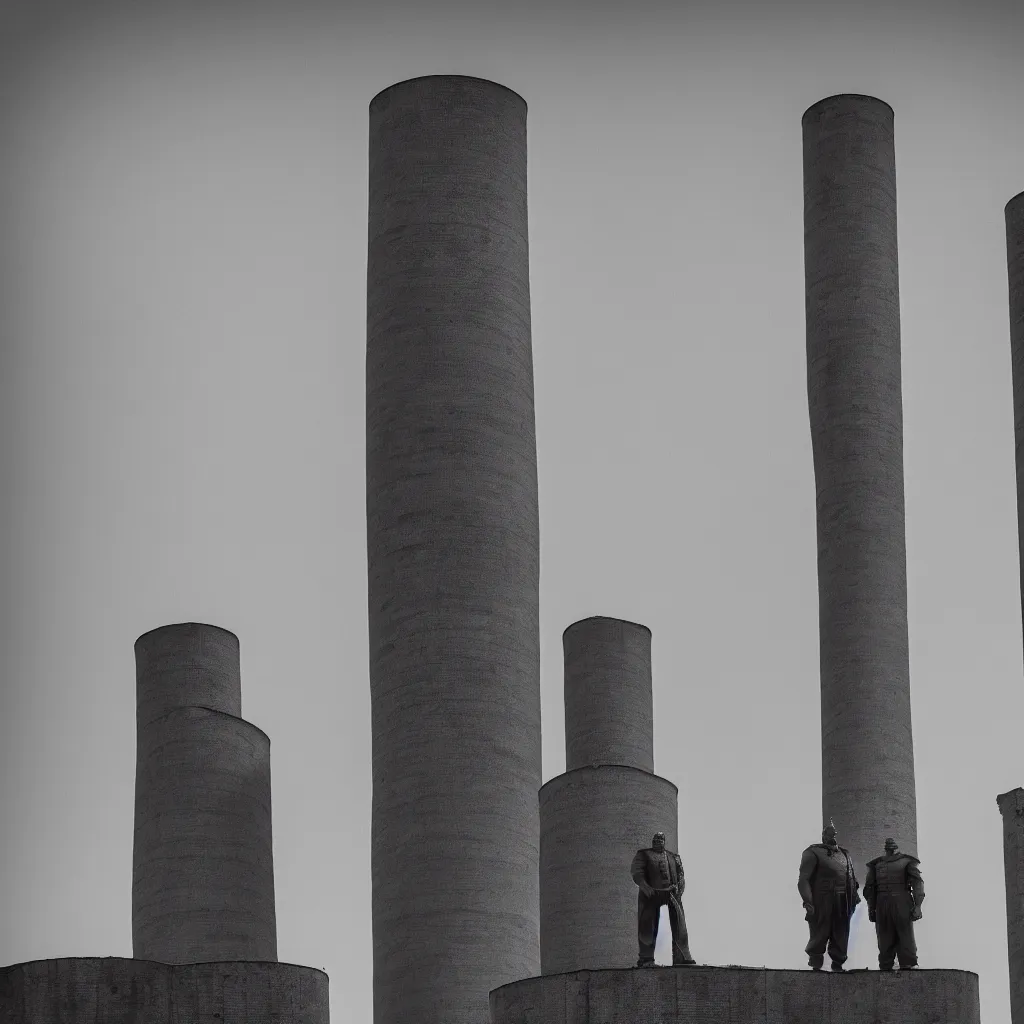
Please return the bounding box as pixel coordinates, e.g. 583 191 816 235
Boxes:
489 964 980 1024
0 957 329 1023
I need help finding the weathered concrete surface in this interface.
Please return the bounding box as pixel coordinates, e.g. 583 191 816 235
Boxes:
366 76 540 1024
563 618 654 773
998 788 1024 1024
133 623 277 963
540 766 678 974
1005 194 1024 658
802 94 917 882
490 965 980 1024
135 623 242 729
133 706 277 963
0 957 328 1023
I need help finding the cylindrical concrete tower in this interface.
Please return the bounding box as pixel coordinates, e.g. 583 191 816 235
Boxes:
366 76 541 1024
1005 193 1024 651
802 94 918 880
564 617 653 772
132 623 277 963
540 617 681 973
997 789 1024 1024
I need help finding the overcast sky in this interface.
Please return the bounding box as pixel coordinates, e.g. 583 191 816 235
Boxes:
1 1 1023 1021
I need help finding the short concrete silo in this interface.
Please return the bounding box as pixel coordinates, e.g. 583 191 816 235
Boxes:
540 617 679 973
132 622 277 963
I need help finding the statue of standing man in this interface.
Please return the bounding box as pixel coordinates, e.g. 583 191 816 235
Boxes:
864 838 924 971
797 819 861 971
630 831 696 967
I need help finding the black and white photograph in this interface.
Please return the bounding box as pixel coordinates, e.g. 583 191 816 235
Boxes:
1 2 1022 1022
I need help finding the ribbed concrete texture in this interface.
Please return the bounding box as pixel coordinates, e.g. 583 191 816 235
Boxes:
1005 194 1024 653
802 94 917 881
540 766 678 974
563 617 654 772
0 957 328 1023
998 788 1024 1024
490 966 981 1024
366 75 540 1024
133 707 277 963
135 622 242 729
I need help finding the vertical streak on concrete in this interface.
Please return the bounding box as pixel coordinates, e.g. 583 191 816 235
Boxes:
132 623 277 963
998 789 1024 1024
802 95 918 880
563 617 654 773
366 76 541 1024
1005 194 1024 649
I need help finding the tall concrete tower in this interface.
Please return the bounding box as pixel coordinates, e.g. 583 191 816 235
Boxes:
802 94 918 882
540 617 678 973
366 76 541 1024
132 622 277 963
997 789 1024 1024
1005 192 1024 643
1002 194 1024 1024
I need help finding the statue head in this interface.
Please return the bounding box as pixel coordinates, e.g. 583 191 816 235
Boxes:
822 819 838 846
652 832 666 852
884 837 899 856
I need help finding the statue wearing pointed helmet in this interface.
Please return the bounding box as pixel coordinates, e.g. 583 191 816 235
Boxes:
797 819 861 971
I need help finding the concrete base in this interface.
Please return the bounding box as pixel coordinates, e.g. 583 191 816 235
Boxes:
0 957 329 1023
490 964 980 1024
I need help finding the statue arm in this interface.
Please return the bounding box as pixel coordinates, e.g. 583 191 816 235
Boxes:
848 855 861 905
630 851 647 887
907 862 925 906
675 854 685 894
797 848 816 905
863 863 876 909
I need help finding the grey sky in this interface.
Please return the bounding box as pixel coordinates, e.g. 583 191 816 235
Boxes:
0 2 1022 1022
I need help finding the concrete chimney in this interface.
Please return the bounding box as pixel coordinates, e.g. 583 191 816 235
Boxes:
998 790 1024 1024
366 76 541 1024
1004 193 1024 648
540 617 678 973
132 623 277 963
802 94 918 881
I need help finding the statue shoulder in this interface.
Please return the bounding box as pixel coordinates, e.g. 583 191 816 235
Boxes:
901 854 921 865
866 855 884 866
804 844 826 854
